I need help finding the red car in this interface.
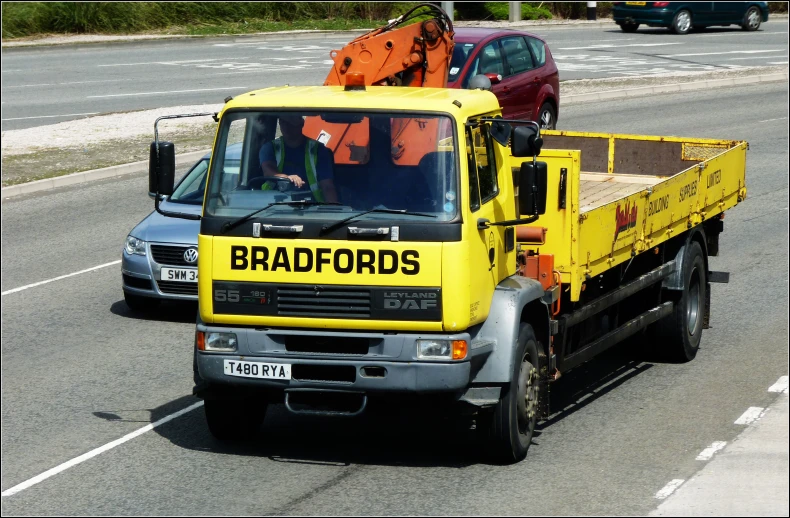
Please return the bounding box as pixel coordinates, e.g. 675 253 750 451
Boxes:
447 28 560 129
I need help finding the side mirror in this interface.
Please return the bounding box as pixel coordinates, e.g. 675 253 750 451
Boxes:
484 72 502 85
518 161 547 216
149 141 176 196
511 126 543 158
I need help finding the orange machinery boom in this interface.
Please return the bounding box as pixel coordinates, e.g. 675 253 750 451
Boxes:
303 4 456 166
324 4 455 88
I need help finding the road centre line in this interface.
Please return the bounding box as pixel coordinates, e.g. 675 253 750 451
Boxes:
768 376 788 393
559 42 682 50
3 79 126 89
0 401 203 497
695 441 727 461
1 260 120 296
759 117 789 123
87 86 248 99
658 50 783 57
734 406 766 425
98 58 224 67
655 479 685 500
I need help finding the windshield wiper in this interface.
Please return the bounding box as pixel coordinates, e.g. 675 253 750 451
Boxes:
220 200 341 235
320 208 437 235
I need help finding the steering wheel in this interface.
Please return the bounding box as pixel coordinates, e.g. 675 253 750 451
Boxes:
246 177 292 191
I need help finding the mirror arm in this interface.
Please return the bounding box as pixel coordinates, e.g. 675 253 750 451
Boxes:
154 194 201 221
477 215 539 229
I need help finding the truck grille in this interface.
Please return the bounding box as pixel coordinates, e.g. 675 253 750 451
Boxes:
150 245 194 267
157 280 198 296
277 286 371 318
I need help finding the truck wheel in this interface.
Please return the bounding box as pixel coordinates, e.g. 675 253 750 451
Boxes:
124 292 160 312
204 398 267 441
656 241 707 362
538 103 557 130
480 323 540 463
671 10 692 34
741 6 761 31
620 22 640 33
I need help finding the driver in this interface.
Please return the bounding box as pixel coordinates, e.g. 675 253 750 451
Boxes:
259 115 338 203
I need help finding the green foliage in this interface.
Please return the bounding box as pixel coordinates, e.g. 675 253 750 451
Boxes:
1 2 420 38
456 2 552 21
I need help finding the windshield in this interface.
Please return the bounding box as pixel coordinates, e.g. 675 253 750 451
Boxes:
449 43 476 82
205 110 459 222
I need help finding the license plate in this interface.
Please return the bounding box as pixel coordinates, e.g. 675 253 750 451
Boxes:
626 2 646 5
160 267 197 282
224 360 291 380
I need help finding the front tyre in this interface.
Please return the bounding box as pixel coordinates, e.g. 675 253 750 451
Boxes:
124 291 160 312
480 323 541 463
204 398 267 441
742 6 761 31
671 9 692 34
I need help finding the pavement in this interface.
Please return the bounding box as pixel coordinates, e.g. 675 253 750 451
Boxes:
651 390 789 517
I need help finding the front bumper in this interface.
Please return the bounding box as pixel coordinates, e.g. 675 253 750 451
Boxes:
194 326 494 395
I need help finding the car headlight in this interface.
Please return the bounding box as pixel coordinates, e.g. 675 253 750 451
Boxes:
125 235 146 256
417 339 467 360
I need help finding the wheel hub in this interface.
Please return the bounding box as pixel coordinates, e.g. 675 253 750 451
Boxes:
517 360 538 433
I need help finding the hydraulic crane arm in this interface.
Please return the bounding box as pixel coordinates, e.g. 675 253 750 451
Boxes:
324 3 455 88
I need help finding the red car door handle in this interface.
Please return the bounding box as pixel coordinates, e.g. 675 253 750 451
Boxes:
502 86 511 94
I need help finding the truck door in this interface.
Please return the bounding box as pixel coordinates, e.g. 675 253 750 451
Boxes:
466 122 506 324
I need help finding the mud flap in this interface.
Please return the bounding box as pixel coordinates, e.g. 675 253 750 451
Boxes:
703 282 712 330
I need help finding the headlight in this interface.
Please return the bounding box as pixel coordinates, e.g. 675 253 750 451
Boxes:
203 332 238 352
417 339 467 360
125 235 146 256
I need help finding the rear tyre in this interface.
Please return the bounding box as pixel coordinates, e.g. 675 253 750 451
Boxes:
671 10 692 34
124 292 160 312
620 22 640 33
741 6 761 31
479 323 540 464
655 241 707 362
537 103 557 131
204 398 267 441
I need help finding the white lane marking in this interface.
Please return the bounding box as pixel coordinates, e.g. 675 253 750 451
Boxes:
0 401 203 497
767 61 789 65
696 441 727 461
558 42 682 50
98 58 224 67
3 79 126 88
760 117 789 123
728 55 788 60
87 86 247 99
658 50 784 57
768 376 789 393
734 407 766 425
2 111 100 122
655 479 685 500
1 260 120 296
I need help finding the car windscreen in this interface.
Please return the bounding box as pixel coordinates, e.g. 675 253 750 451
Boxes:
449 43 476 82
169 157 240 205
205 110 459 223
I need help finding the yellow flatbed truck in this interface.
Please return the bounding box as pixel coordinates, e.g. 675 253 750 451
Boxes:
149 84 747 463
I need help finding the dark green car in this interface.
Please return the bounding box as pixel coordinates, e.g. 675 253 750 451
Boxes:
612 1 769 34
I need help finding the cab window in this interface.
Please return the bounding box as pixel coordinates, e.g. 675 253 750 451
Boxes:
466 123 499 211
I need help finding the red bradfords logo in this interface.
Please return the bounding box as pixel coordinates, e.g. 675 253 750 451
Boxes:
615 201 638 240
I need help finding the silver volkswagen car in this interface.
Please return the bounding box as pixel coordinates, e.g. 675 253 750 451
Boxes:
121 144 240 310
